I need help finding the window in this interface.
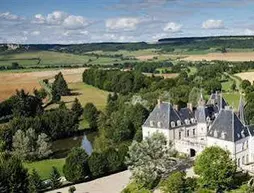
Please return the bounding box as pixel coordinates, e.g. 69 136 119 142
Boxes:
150 121 154 127
171 121 175 128
157 122 162 128
214 130 218 137
187 130 190 137
179 131 181 140
242 143 245 151
177 120 181 126
238 158 240 167
242 156 245 165
246 154 249 164
193 129 196 136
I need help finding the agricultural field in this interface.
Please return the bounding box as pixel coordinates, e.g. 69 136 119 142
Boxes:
235 71 254 83
0 68 87 101
182 52 254 62
0 50 120 67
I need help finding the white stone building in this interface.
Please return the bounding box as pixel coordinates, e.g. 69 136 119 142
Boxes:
142 92 254 169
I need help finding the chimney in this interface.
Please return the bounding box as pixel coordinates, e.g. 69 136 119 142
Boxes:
173 104 179 111
187 103 193 111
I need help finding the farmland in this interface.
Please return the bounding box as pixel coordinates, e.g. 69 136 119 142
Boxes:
182 52 254 62
235 71 254 83
0 68 87 101
0 50 122 68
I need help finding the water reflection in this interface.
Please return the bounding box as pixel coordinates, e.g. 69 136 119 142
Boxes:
81 134 93 155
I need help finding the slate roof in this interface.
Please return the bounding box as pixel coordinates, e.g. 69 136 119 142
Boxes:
195 106 212 123
178 107 194 121
207 109 249 142
143 102 195 129
207 92 227 112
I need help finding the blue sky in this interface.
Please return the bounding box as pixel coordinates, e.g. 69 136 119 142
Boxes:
1 0 254 43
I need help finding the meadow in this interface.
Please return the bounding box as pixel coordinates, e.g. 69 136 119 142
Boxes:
0 50 122 67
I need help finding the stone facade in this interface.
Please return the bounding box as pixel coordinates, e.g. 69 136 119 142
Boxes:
142 92 254 169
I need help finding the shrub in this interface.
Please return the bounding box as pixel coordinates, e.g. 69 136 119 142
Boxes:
63 148 90 183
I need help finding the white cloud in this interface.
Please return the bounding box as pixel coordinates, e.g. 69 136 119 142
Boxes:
0 12 20 20
202 19 224 29
63 15 89 29
33 14 46 24
47 11 68 25
244 29 254 35
163 22 182 33
32 11 88 29
31 31 40 36
106 17 140 30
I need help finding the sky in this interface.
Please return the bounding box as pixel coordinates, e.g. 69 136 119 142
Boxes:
1 0 254 44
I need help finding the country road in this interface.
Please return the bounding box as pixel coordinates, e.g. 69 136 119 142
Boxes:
46 170 131 193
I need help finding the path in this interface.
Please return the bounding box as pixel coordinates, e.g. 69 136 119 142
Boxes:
224 72 242 93
47 170 131 193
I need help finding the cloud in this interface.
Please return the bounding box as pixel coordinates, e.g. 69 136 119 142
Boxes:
31 31 40 36
202 19 224 29
106 17 140 30
32 11 89 29
0 12 21 21
244 29 254 35
63 15 89 29
163 22 182 33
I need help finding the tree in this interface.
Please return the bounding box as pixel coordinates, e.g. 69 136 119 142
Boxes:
160 171 186 193
63 148 90 183
231 82 236 91
125 132 184 188
29 169 43 193
105 148 122 173
52 72 70 96
188 87 200 107
83 103 99 129
12 129 51 160
71 98 83 118
68 186 76 193
194 146 236 191
0 153 30 193
36 133 52 159
88 152 108 178
50 167 62 189
241 79 251 90
12 89 43 117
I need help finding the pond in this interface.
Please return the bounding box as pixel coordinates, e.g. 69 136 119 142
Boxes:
52 131 97 158
81 134 93 155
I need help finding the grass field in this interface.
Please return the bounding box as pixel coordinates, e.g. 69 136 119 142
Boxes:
223 93 240 110
0 51 120 67
47 82 109 111
24 158 65 180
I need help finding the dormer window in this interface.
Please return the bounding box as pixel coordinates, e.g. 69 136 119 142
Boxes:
191 118 196 124
157 122 162 128
221 132 226 139
214 130 218 138
150 121 154 127
171 121 175 128
206 117 210 122
177 120 181 126
241 130 245 138
185 119 190 125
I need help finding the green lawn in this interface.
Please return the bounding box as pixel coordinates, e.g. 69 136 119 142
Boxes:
24 158 65 180
47 82 109 111
0 51 119 67
223 93 240 110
